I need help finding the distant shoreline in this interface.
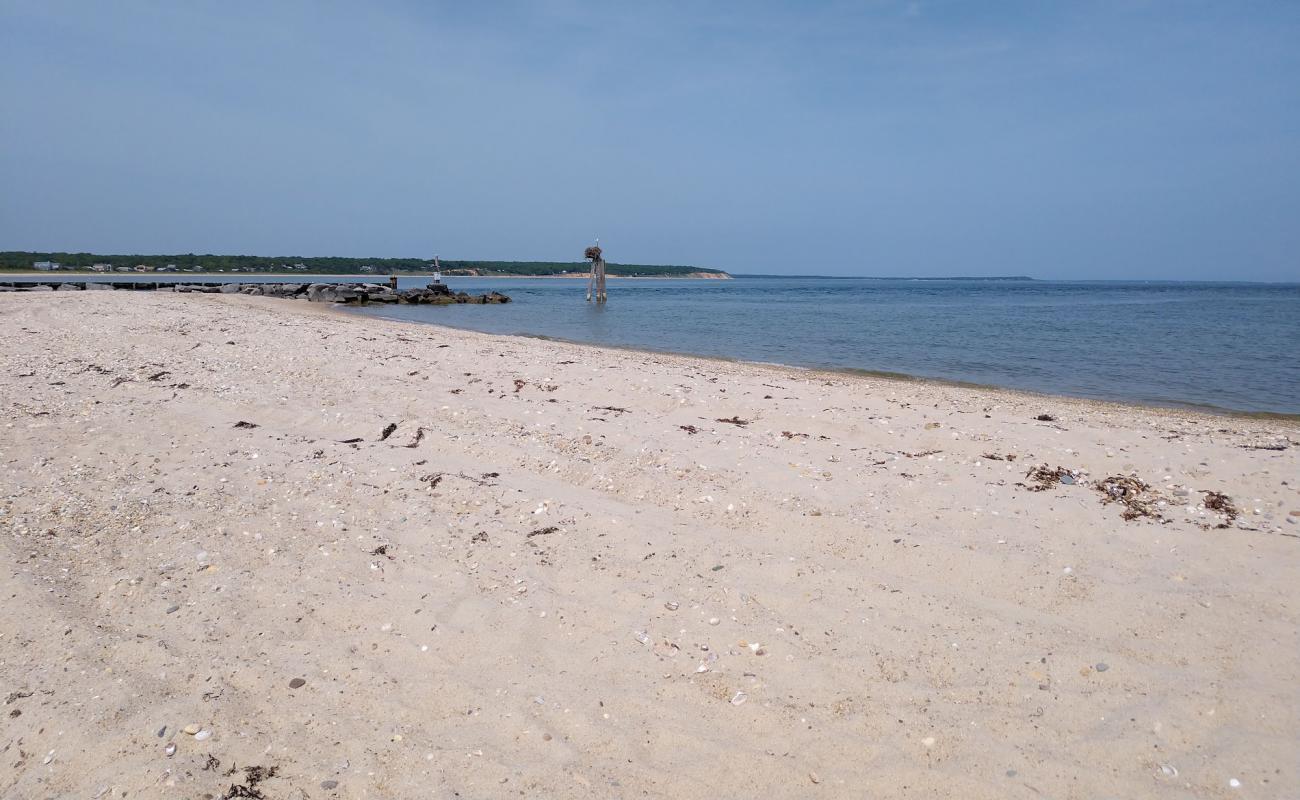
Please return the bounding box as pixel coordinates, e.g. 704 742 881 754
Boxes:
0 252 729 279
0 269 732 280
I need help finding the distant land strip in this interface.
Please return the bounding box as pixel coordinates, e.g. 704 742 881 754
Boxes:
0 251 730 279
731 273 1035 281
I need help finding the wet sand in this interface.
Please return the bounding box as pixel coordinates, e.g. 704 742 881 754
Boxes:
1 291 1296 798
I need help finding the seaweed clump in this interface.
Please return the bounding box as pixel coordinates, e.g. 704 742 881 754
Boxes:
222 765 279 799
1021 464 1081 492
1095 475 1164 521
1202 491 1238 529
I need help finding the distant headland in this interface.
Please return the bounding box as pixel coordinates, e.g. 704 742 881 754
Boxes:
733 274 1036 281
0 251 731 279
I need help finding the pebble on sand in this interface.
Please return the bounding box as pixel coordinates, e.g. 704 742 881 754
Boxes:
289 677 307 689
320 780 339 790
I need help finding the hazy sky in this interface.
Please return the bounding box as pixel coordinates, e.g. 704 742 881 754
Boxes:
2 1 1297 280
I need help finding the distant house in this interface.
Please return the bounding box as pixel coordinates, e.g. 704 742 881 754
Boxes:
134 264 151 272
91 263 111 272
33 260 59 271
292 263 307 271
359 265 375 273
114 266 133 272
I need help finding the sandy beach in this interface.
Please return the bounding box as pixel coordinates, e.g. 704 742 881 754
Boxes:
1 290 1296 799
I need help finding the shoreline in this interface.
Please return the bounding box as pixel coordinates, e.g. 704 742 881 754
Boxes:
0 270 731 280
2 290 1296 798
347 307 1300 423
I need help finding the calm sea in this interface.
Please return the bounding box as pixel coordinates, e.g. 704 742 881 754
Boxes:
13 274 1297 414
354 277 1300 416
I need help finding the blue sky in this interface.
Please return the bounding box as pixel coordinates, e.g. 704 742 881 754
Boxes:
1 1 1297 280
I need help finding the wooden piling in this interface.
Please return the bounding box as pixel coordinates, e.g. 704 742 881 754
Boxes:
584 243 607 303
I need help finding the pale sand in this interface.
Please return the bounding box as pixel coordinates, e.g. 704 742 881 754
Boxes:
1 292 1296 799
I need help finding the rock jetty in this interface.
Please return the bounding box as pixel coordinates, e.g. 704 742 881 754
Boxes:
0 280 510 305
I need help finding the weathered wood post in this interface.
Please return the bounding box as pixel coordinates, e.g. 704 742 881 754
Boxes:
584 242 606 303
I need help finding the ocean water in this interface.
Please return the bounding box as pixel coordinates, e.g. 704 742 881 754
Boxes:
11 273 1297 414
349 277 1300 415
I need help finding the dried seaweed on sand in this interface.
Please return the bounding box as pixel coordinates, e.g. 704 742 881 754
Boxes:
1021 464 1081 492
1202 491 1238 528
1095 475 1164 521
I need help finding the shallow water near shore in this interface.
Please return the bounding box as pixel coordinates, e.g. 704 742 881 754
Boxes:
16 273 1297 413
343 277 1300 415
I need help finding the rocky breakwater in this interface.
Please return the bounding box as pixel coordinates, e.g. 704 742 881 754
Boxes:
183 282 511 305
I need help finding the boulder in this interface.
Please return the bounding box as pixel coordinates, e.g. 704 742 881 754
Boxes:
219 283 241 294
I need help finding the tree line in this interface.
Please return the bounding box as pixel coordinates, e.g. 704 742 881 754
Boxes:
0 251 727 278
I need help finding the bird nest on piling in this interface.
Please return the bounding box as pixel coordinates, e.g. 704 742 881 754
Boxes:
584 246 603 261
